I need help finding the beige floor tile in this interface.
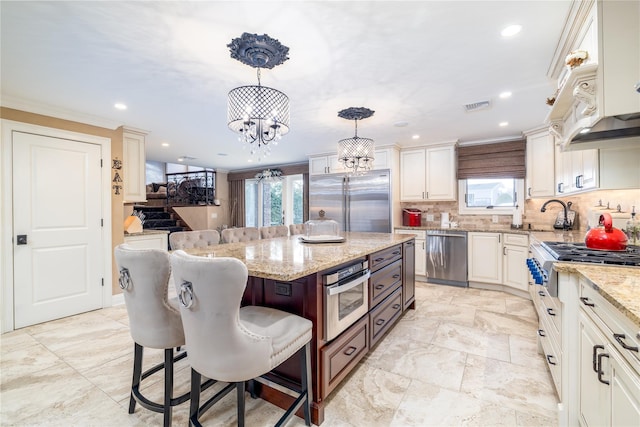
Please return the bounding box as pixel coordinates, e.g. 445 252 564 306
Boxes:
449 292 508 314
473 309 538 338
432 322 511 362
506 298 538 320
392 379 518 426
422 301 477 327
461 354 559 419
0 341 61 384
509 334 548 369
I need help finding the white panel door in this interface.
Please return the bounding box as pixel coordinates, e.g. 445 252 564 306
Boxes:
13 131 104 328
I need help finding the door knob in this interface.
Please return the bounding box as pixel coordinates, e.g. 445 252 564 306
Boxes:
16 235 27 245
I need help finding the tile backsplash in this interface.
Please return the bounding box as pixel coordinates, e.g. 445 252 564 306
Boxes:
401 188 640 232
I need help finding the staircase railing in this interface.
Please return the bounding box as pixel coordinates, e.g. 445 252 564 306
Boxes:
165 170 216 206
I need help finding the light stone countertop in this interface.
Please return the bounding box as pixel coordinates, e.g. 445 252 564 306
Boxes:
179 232 414 282
554 263 640 329
124 229 170 236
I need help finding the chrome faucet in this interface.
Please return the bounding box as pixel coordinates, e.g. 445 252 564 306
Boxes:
540 199 571 230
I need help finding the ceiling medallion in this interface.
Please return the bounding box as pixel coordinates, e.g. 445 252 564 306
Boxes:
337 107 375 175
227 33 290 161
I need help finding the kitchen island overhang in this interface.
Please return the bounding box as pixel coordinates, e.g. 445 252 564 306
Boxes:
179 231 417 425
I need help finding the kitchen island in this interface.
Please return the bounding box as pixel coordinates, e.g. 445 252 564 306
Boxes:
181 231 416 425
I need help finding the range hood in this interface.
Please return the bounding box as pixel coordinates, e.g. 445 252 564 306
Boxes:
569 115 640 149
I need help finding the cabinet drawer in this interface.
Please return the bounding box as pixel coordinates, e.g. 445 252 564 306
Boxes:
369 244 402 272
503 233 528 247
320 314 369 399
539 289 562 345
370 260 402 308
370 287 403 348
579 279 640 370
538 314 561 398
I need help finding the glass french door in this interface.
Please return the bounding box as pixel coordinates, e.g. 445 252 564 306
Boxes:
245 174 303 227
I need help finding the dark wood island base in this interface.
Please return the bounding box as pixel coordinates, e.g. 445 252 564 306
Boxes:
182 232 416 425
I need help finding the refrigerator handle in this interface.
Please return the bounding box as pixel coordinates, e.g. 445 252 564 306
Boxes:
344 176 350 231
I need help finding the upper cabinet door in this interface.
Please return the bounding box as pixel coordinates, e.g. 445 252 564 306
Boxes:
425 145 456 201
400 149 426 200
525 130 555 199
122 129 147 203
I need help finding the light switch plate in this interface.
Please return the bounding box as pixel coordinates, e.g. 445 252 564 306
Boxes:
492 215 499 223
426 214 434 222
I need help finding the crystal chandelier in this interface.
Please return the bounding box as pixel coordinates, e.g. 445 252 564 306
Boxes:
227 33 290 161
337 107 375 174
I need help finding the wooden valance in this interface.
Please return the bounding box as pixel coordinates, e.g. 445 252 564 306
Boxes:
457 140 526 179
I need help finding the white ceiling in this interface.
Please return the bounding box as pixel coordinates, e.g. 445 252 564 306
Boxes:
1 1 572 171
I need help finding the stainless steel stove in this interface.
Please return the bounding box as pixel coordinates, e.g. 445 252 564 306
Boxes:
527 239 640 298
541 241 640 266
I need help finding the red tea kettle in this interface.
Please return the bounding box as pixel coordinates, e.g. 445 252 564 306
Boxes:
585 213 628 251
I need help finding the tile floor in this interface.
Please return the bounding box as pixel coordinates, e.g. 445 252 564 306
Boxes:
1 283 559 426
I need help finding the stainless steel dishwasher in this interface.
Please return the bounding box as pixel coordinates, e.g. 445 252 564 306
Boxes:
426 230 468 287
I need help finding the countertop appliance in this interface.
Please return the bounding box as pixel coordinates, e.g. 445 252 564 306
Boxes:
402 208 421 227
309 170 391 233
426 230 468 287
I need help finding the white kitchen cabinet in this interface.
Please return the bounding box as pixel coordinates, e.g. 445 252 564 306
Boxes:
467 232 502 284
546 0 640 149
400 144 456 201
502 234 529 292
124 231 169 250
309 154 344 175
525 128 555 198
468 232 529 293
577 277 640 427
555 145 599 195
395 229 426 278
122 129 147 203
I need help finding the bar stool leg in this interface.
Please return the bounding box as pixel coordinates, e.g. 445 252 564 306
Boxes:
163 348 174 427
189 369 202 427
301 342 312 426
237 382 245 427
129 343 144 414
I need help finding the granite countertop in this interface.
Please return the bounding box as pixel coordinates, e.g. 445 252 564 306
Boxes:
179 232 413 281
395 225 586 239
554 263 640 329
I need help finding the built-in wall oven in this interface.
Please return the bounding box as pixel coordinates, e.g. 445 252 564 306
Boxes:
323 259 370 341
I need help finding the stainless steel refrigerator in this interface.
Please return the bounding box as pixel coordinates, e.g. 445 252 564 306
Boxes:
309 170 391 233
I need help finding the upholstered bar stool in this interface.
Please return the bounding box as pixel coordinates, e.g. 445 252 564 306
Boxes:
169 230 220 250
289 224 305 236
170 250 313 427
220 227 260 243
115 244 210 426
259 225 289 239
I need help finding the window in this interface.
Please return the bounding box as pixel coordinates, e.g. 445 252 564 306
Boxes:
458 178 524 215
245 174 303 227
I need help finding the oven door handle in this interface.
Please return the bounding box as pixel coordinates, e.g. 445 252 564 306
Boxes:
326 271 370 296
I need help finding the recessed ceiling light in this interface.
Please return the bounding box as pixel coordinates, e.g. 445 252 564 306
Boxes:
114 103 127 110
412 134 420 139
499 91 512 99
501 25 522 37
394 121 409 127
217 153 228 156
161 142 169 147
499 122 509 127
177 158 184 162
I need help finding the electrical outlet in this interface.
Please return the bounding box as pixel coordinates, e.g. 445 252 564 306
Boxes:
492 215 499 223
210 213 218 219
426 214 434 222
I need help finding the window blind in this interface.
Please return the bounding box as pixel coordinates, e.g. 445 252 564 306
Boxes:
457 140 526 179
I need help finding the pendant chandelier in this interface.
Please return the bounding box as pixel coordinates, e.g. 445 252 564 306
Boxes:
337 107 375 174
227 33 290 161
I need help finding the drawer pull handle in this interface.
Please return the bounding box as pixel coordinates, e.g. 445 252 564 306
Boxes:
613 334 639 352
375 284 385 290
392 304 401 310
374 257 385 262
593 345 605 373
597 353 610 385
392 251 401 256
392 274 400 279
538 329 546 337
538 291 545 297
343 346 357 356
546 308 556 316
580 297 595 307
546 355 557 366
375 319 385 326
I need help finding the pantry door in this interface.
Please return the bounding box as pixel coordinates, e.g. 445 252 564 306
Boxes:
13 131 104 328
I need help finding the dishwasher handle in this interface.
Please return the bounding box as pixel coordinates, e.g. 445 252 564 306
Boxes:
427 233 466 238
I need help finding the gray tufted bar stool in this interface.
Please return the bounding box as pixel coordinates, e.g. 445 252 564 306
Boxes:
220 227 260 243
169 230 220 250
288 224 305 236
114 244 213 426
259 225 289 239
170 250 313 427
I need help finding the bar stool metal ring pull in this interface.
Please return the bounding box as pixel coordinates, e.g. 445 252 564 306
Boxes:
179 281 194 308
119 268 132 290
